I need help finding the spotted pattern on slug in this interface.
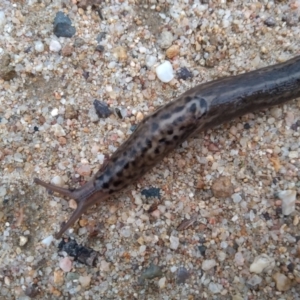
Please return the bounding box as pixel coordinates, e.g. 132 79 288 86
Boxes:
34 55 300 239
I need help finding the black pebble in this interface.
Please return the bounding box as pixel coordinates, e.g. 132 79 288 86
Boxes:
244 123 251 130
93 99 112 118
95 45 104 52
58 238 98 266
53 11 76 38
262 212 271 221
198 245 207 256
141 187 161 199
33 126 39 132
177 67 193 80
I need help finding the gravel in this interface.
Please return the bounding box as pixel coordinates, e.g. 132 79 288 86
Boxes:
1 0 300 299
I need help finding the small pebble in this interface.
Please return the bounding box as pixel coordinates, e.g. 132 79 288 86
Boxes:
145 55 157 68
51 175 64 186
177 67 193 80
208 282 222 294
156 61 174 83
19 236 28 246
176 267 190 284
273 272 292 291
166 45 180 59
158 31 174 49
49 40 62 52
59 257 73 272
53 11 76 38
170 236 179 250
247 274 262 287
202 259 216 271
41 235 54 247
0 10 6 30
100 260 110 272
158 277 166 289
250 254 275 273
113 46 128 61
34 41 44 52
211 176 234 198
79 275 91 288
264 17 276 27
76 165 91 176
278 190 296 215
53 270 64 286
139 264 162 284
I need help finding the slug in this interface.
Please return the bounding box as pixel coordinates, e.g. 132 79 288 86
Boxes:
35 55 300 239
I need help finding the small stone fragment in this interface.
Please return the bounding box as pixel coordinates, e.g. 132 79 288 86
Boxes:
79 275 91 288
278 190 296 215
247 274 262 287
166 44 179 59
100 260 111 272
51 175 64 186
54 270 65 285
234 252 245 266
208 282 222 294
273 272 292 291
250 254 275 273
0 53 17 81
176 267 190 284
41 235 54 247
49 40 62 52
211 176 234 198
264 17 276 26
74 37 85 48
177 214 197 231
141 187 161 199
113 46 128 61
93 100 112 118
177 67 193 80
34 41 44 52
158 277 166 289
59 257 73 272
54 11 76 38
158 31 174 49
202 259 216 271
58 238 99 266
156 61 174 83
0 10 6 30
61 44 73 57
19 236 28 246
76 164 91 176
139 263 162 284
170 236 179 250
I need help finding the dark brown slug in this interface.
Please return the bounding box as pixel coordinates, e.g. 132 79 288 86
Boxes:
35 55 300 239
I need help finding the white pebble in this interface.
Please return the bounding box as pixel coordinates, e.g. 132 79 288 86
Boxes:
156 61 174 83
232 193 242 203
19 236 28 246
0 11 6 30
278 190 296 215
100 260 111 272
34 41 44 52
51 108 59 116
288 151 298 159
49 40 62 52
202 259 216 271
208 282 222 294
41 235 54 247
158 277 166 289
250 254 275 273
0 186 7 197
51 175 64 186
169 235 179 250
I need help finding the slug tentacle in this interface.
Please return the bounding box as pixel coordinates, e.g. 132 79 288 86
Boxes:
34 55 300 239
34 178 109 238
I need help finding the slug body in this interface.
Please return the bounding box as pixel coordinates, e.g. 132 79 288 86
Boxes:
35 56 300 238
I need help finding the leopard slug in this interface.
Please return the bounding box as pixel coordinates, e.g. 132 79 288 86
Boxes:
35 55 300 239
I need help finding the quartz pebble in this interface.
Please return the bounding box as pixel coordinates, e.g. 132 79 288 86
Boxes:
51 176 64 186
34 41 44 52
208 282 222 294
169 236 179 250
19 236 28 246
250 254 275 273
278 190 296 215
49 40 62 52
156 61 174 83
59 257 73 272
79 275 91 288
158 277 166 289
0 10 6 29
202 259 217 271
41 235 54 247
